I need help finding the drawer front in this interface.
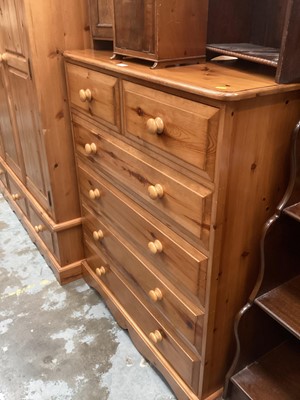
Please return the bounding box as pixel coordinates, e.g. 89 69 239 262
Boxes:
7 175 28 216
28 204 55 255
77 162 207 305
84 239 201 391
74 121 212 248
82 204 204 349
66 63 120 131
0 162 8 188
122 81 220 180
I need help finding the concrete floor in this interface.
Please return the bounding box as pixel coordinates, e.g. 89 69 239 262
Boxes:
0 194 176 400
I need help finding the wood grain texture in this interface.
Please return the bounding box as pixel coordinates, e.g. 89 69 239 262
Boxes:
66 62 120 131
255 275 300 339
113 0 208 65
89 0 114 40
65 50 300 400
122 80 220 180
82 203 204 351
0 0 88 282
231 339 300 400
73 130 208 305
72 118 212 249
84 239 201 392
64 49 300 100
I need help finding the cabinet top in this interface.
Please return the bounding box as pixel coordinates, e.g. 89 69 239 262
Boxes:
64 49 300 101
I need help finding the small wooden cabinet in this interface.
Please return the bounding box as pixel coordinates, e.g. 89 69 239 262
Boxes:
207 0 300 83
112 0 209 67
88 0 114 48
64 50 300 399
0 0 89 283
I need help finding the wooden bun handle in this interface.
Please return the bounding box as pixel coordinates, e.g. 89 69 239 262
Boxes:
149 330 163 344
84 143 97 155
148 288 163 302
96 266 106 277
147 117 164 135
148 239 163 254
79 88 92 103
93 230 104 241
34 224 44 233
89 188 101 200
12 193 21 201
148 184 164 200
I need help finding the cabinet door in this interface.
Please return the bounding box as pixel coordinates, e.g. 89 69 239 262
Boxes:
89 0 114 40
0 0 50 210
113 0 155 54
0 66 24 179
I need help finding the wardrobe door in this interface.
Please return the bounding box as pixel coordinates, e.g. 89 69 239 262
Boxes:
0 0 50 209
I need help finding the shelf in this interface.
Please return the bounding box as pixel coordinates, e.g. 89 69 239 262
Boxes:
255 275 300 339
284 202 300 222
206 43 279 68
231 339 300 400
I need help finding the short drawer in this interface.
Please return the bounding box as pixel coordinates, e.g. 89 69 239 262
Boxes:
83 240 201 391
77 163 207 305
65 63 120 131
7 175 28 216
28 204 55 255
122 81 220 180
82 205 204 351
74 121 212 249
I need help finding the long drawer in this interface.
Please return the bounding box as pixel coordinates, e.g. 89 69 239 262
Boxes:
83 239 201 392
82 203 204 350
122 80 220 181
77 163 207 306
74 119 212 249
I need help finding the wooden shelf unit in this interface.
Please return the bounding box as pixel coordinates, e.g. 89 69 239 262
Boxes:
231 339 300 400
207 0 300 83
255 275 300 339
224 121 300 399
284 202 300 221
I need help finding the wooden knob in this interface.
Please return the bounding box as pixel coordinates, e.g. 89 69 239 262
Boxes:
12 193 20 201
148 239 163 254
149 330 163 344
147 117 164 135
148 184 164 200
89 188 101 200
93 230 104 241
84 143 97 155
34 224 44 233
148 288 163 302
96 266 106 277
79 88 92 103
0 53 7 63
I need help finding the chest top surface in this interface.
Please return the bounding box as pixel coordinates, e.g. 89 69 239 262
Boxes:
64 49 300 101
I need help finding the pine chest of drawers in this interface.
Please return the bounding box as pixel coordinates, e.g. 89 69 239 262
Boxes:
64 50 300 400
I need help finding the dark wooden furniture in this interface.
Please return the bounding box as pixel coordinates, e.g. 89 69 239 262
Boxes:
223 121 300 399
64 49 300 399
207 0 300 84
112 0 208 68
88 0 114 49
